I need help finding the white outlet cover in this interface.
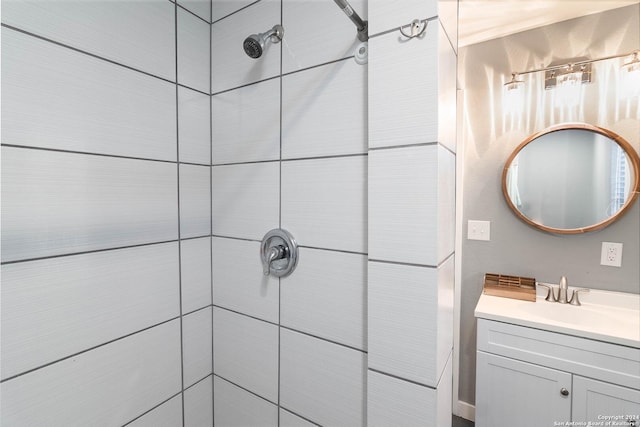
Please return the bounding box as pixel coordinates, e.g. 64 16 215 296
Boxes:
600 242 623 267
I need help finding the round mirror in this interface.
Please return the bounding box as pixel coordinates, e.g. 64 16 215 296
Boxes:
502 123 640 234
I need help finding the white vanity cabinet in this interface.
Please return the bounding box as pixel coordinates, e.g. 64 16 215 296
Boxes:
572 376 640 424
476 351 571 426
476 318 640 427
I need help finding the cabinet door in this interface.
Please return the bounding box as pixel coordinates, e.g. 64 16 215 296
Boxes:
573 376 640 425
476 351 572 427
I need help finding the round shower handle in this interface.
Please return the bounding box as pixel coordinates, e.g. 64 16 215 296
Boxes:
260 229 298 277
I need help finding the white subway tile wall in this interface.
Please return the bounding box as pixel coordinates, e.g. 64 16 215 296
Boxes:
213 376 279 427
212 237 280 323
279 409 318 427
210 0 281 93
209 0 370 423
281 0 367 73
1 28 177 161
281 60 367 159
180 237 213 313
280 329 367 426
184 376 214 427
179 164 212 238
211 162 280 240
178 86 211 164
182 307 213 388
280 248 367 350
281 156 367 253
1 1 212 425
178 0 211 22
368 260 454 386
368 369 438 426
437 23 458 152
368 145 439 265
367 371 440 427
1 243 180 380
211 78 281 164
367 1 457 424
368 24 439 149
212 308 279 403
1 148 179 262
127 395 184 427
368 0 437 35
211 0 255 23
3 0 458 424
177 7 211 93
0 320 182 426
1 0 176 80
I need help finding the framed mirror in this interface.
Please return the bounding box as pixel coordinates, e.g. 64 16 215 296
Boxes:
502 123 640 234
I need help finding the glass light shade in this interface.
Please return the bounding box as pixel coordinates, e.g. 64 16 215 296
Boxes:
621 54 640 98
503 76 524 113
555 71 583 107
557 71 583 87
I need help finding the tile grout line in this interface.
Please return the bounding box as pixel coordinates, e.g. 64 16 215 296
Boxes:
2 22 208 96
173 4 186 426
0 235 365 267
0 316 182 384
183 304 214 317
368 368 439 390
212 304 367 354
210 0 261 25
175 2 211 25
369 141 439 151
0 238 187 266
279 407 322 427
0 23 190 89
122 390 182 426
368 258 439 269
0 144 183 165
209 0 216 423
278 0 284 420
214 374 321 426
210 55 355 96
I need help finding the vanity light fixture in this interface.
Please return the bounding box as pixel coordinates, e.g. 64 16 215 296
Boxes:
544 63 592 90
506 50 639 92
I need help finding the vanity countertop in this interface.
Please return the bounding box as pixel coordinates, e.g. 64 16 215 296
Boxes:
475 286 640 348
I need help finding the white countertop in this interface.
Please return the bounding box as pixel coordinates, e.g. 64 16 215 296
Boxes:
475 285 640 348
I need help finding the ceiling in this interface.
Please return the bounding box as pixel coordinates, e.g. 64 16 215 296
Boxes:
458 0 640 47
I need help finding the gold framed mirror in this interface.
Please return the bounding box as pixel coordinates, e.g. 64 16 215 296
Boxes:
502 123 640 234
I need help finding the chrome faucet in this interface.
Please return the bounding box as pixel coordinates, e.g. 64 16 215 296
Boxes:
537 276 590 306
557 276 569 303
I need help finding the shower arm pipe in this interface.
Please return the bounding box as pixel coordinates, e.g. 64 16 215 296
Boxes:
333 0 368 41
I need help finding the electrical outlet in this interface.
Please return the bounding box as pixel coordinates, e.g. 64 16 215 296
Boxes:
468 220 491 241
601 242 623 267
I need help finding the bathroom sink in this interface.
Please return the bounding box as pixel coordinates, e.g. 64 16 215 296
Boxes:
475 287 640 348
519 302 610 324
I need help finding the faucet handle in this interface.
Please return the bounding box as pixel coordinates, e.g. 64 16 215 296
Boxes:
537 283 557 302
263 245 284 276
569 288 590 306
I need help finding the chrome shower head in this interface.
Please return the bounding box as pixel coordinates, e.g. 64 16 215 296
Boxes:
243 25 284 59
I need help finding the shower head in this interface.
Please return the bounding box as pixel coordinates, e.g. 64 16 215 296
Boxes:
243 25 284 59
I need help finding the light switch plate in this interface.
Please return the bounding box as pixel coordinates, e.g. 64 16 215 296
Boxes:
468 220 491 241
